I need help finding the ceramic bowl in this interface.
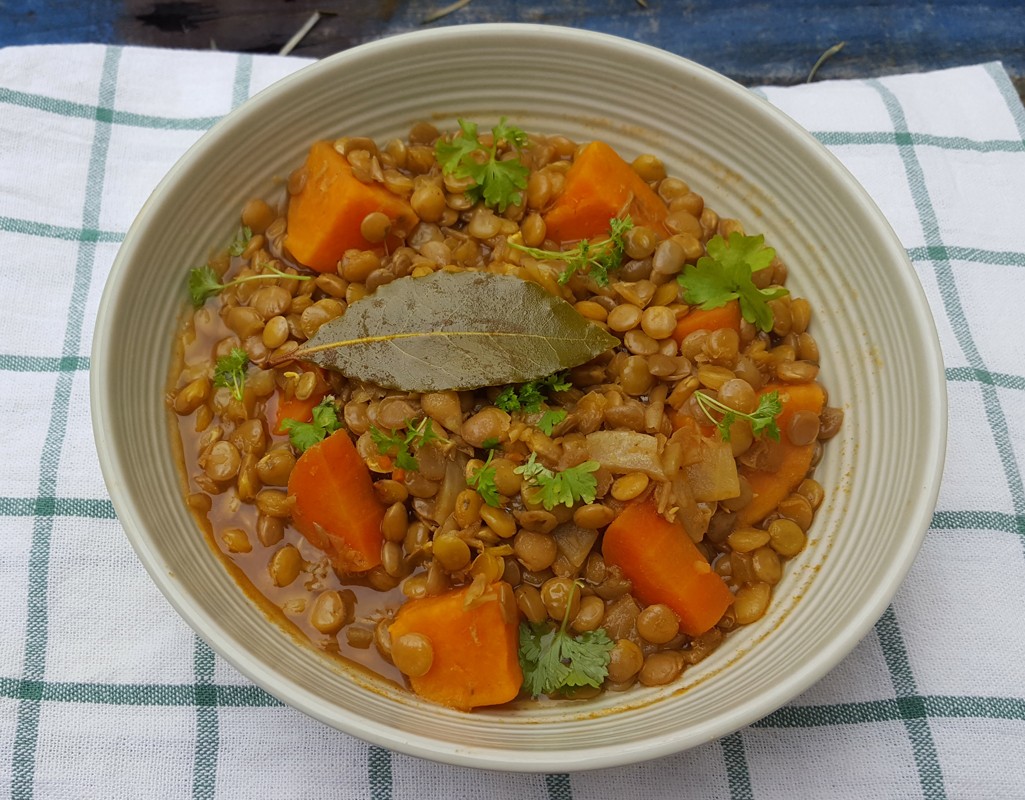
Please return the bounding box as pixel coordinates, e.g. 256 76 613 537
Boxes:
91 23 946 771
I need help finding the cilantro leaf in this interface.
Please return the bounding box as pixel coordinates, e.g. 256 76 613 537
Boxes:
537 409 568 436
481 436 501 450
677 232 788 332
280 396 342 453
509 217 634 287
749 392 783 439
227 226 253 257
514 453 599 510
213 347 249 402
493 372 571 415
369 417 446 472
468 450 501 507
434 118 480 174
188 265 224 307
187 262 311 308
518 581 614 697
694 390 783 442
435 117 529 212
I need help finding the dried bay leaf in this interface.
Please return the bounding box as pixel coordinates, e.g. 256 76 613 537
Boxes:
284 271 618 392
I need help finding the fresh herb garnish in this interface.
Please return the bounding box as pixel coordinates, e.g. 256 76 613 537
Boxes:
280 396 342 452
435 118 529 212
514 453 599 510
370 417 444 472
494 372 572 414
694 390 783 442
227 226 253 257
519 580 614 697
213 347 249 402
536 409 568 436
676 232 788 332
468 449 501 507
510 216 634 287
481 436 501 450
188 263 312 307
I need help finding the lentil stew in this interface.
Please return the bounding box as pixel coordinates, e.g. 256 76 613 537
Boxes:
169 121 842 711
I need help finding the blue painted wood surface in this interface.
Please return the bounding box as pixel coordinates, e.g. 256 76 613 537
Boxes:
2 1 1023 99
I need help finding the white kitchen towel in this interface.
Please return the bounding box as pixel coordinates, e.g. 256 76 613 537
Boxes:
1 44 1023 799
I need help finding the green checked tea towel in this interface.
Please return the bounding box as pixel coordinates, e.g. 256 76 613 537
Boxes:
2 43 1024 799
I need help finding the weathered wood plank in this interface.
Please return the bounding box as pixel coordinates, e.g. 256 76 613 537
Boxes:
3 0 1023 104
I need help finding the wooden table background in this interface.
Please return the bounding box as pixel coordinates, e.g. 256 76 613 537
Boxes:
4 1 1024 103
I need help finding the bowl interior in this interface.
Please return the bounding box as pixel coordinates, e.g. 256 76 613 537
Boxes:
91 24 946 770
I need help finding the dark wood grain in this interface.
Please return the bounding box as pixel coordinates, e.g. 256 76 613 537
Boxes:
3 0 1023 103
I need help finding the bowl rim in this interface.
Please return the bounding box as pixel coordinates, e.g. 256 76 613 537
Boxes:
91 21 948 771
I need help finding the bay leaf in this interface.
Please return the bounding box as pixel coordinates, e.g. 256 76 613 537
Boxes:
284 270 618 392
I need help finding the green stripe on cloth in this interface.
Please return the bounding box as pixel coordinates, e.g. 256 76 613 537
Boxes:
945 367 1025 392
544 773 573 800
0 676 278 707
757 695 1025 727
0 496 115 519
193 638 218 800
814 130 1024 153
10 45 122 800
983 62 1025 139
369 746 393 800
906 245 1025 267
721 731 753 800
231 54 253 110
874 605 947 798
0 355 90 373
0 86 219 130
931 510 1025 535
0 215 123 243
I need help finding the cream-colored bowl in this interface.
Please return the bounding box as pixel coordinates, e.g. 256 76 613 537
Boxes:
91 24 945 770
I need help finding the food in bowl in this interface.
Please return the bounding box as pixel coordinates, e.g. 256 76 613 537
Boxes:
168 119 842 711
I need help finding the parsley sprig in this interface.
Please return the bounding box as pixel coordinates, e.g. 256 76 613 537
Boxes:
494 372 572 414
509 217 634 287
369 417 445 472
435 118 529 212
213 348 249 402
676 232 788 332
514 453 599 510
694 390 783 442
280 396 343 453
519 581 614 698
188 263 311 308
467 450 501 507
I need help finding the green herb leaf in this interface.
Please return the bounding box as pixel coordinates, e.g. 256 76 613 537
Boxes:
435 117 529 212
213 347 249 402
369 417 445 472
676 232 788 332
694 390 783 442
468 450 501 507
187 262 311 308
519 581 613 697
514 453 600 510
537 409 568 436
509 217 634 287
283 271 617 392
188 265 224 307
481 437 501 450
280 396 343 452
494 372 571 414
228 226 253 257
